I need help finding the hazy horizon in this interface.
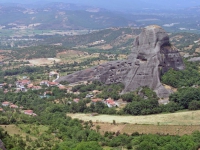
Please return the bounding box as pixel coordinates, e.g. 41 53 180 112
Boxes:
1 0 200 12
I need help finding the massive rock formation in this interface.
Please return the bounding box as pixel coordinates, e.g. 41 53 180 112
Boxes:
57 25 184 98
0 139 6 150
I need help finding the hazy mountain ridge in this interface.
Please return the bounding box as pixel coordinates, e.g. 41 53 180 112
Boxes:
0 3 131 30
0 2 200 31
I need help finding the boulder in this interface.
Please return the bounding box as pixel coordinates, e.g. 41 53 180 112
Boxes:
57 25 184 98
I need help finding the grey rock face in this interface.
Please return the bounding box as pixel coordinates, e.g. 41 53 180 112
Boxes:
0 139 6 150
57 25 184 98
188 57 200 62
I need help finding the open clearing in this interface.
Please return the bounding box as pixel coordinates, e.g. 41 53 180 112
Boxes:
68 111 200 135
68 110 200 125
0 124 36 140
28 58 61 66
91 123 200 136
57 50 100 63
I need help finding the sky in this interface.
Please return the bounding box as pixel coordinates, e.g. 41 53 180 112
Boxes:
1 0 200 11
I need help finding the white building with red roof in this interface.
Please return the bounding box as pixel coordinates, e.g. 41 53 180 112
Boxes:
10 104 18 109
16 79 31 87
40 80 49 86
47 81 59 87
2 101 10 107
23 110 37 116
105 99 118 108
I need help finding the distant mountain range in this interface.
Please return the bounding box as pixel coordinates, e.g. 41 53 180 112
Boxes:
0 3 132 30
0 2 200 31
1 0 200 12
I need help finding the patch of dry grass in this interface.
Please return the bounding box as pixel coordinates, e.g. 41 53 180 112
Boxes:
67 110 200 125
69 111 200 136
0 124 36 140
28 58 61 66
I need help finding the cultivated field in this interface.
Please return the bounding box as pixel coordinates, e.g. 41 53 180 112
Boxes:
91 122 200 136
68 111 200 135
68 110 200 125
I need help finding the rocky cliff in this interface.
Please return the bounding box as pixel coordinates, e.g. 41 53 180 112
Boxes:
57 25 184 98
0 139 6 150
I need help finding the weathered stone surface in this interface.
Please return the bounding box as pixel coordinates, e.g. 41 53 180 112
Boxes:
57 25 184 98
188 57 200 62
0 139 6 150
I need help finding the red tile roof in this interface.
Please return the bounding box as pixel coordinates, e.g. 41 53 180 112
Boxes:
2 101 10 105
10 104 18 108
17 79 31 84
106 99 115 105
24 110 33 113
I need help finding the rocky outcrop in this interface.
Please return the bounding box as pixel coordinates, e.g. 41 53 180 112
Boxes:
188 57 200 62
0 139 6 150
57 25 184 98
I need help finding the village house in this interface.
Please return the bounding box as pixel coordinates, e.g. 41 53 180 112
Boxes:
86 94 93 98
16 79 31 91
105 99 118 108
40 80 49 86
40 80 59 87
0 108 3 112
32 86 41 90
47 81 59 87
23 110 37 116
0 83 4 88
2 101 10 107
27 83 34 89
16 79 31 87
10 104 18 109
73 98 80 103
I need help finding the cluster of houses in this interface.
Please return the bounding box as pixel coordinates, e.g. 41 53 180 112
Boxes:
16 79 61 92
73 97 119 108
14 71 65 92
39 80 59 87
0 101 37 116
